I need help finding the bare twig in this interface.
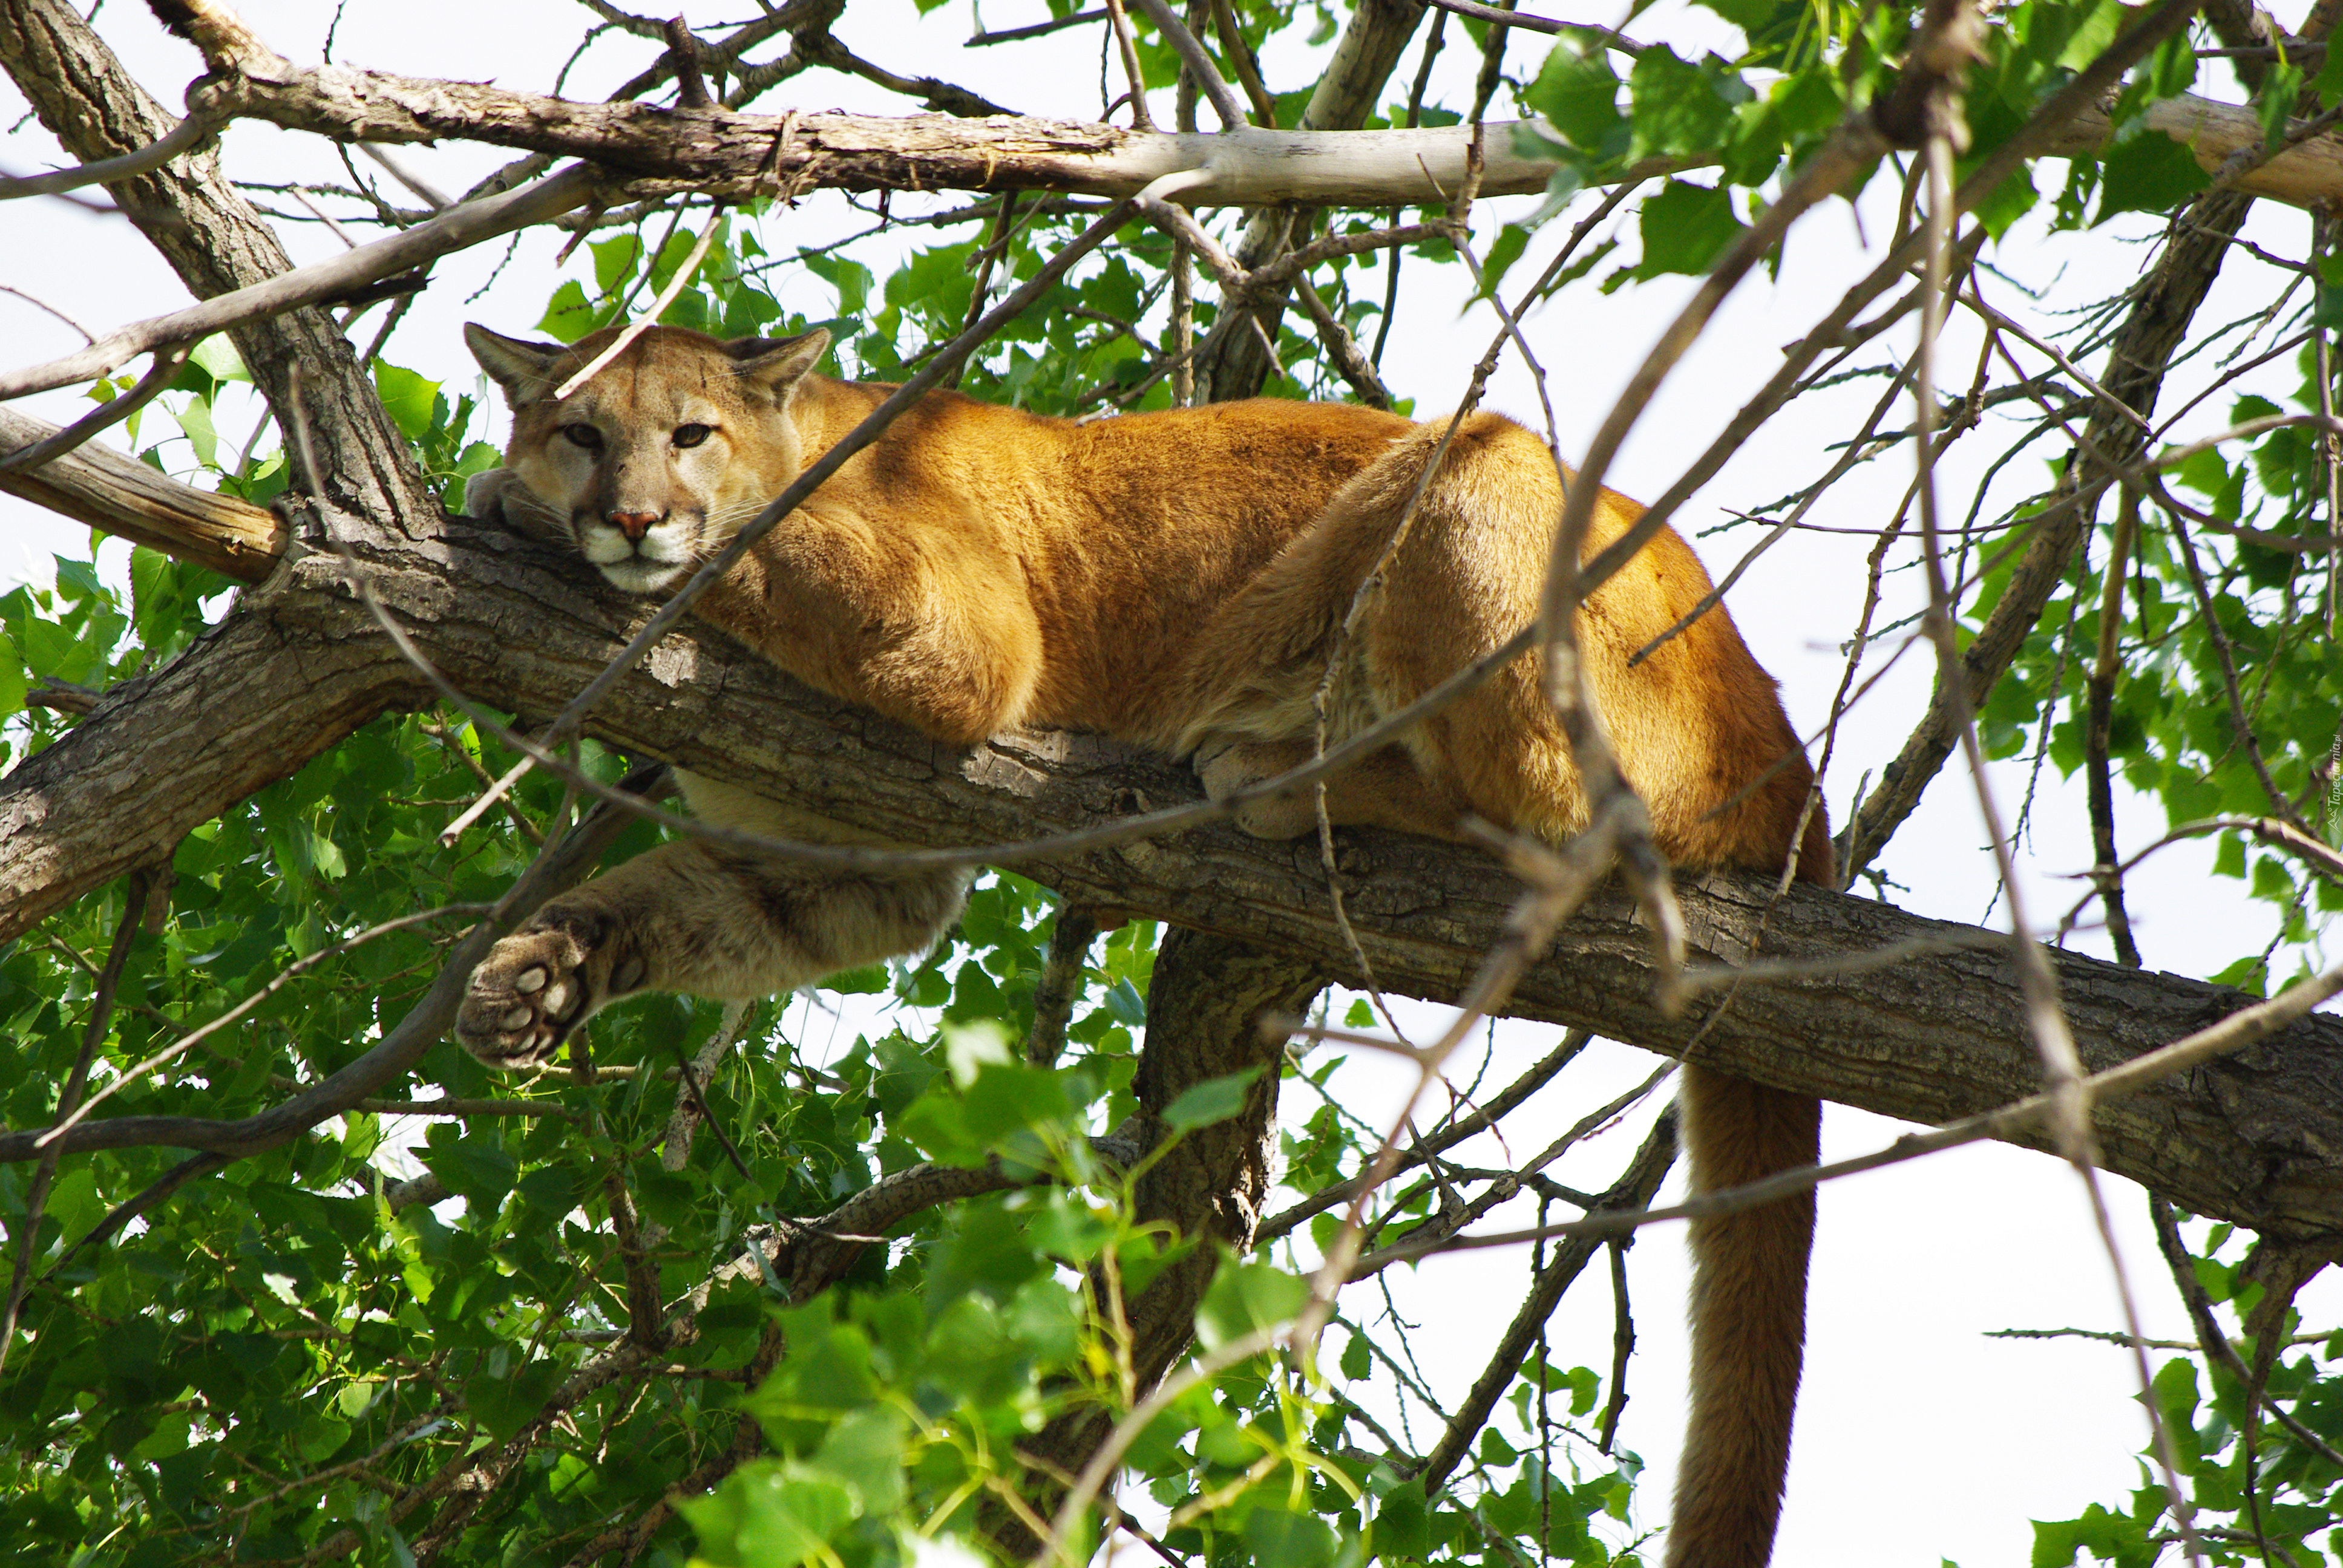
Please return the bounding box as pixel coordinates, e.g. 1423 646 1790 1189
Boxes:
0 164 597 400
2151 1198 2343 1471
0 109 217 200
1101 0 1156 130
1124 0 1248 128
549 207 725 399
971 10 1109 45
1208 0 1278 127
1415 1109 1677 1491
0 342 189 474
2166 503 2302 825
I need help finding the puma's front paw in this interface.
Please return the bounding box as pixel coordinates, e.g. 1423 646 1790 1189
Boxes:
462 465 516 523
456 926 646 1070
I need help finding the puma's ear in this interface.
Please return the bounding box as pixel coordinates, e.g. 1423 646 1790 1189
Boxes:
465 324 569 404
727 328 830 401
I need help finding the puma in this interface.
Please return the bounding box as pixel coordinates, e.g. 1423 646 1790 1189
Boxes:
457 320 1830 1568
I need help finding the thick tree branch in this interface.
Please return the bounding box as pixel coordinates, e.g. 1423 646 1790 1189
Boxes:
34 36 2336 217
0 407 283 578
4 475 2341 1236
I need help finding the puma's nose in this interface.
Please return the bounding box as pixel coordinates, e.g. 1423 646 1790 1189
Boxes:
606 511 661 543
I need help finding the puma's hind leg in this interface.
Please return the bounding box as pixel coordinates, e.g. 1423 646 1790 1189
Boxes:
1165 414 1584 843
1331 415 1594 843
456 841 969 1070
1193 737 1468 841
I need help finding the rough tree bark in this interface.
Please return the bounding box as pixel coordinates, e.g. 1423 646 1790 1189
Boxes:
2 463 2339 1241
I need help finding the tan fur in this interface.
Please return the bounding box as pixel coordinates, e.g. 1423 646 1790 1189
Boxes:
456 322 1830 1567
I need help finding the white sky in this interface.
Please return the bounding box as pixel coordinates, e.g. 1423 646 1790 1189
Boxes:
3 2 2338 1564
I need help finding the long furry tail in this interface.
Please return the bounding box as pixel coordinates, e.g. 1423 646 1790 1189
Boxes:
1664 1066 1821 1568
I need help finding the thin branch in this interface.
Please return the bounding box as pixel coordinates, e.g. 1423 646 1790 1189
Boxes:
1208 0 1277 128
0 108 217 200
2151 1198 2343 1470
1256 1030 1590 1243
0 341 189 474
0 282 95 342
1124 0 1248 128
549 207 726 399
2166 504 2302 826
971 10 1109 45
0 163 597 400
1415 1108 1676 1491
2085 485 2145 967
1102 0 1156 131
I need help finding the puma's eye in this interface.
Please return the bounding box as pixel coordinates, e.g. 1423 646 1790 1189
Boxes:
562 423 603 451
672 423 714 449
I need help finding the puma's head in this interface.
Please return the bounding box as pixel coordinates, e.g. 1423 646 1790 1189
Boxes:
464 322 831 594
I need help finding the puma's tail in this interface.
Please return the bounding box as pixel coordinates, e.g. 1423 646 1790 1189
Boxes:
1665 1065 1821 1568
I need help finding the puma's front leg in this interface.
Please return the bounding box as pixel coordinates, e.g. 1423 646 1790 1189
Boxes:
456 840 969 1070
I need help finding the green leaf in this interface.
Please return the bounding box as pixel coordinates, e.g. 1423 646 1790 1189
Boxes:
1633 181 1748 279
2259 63 2305 151
2319 33 2343 106
2094 131 2209 224
1104 976 1148 1026
1478 223 1533 300
1162 1069 1260 1131
1697 0 1779 28
419 1135 516 1211
812 1406 909 1513
170 394 218 469
0 630 27 721
2142 33 2198 101
1967 167 2039 241
186 335 247 385
2054 0 2124 71
44 1166 104 1244
592 233 643 296
372 363 442 444
537 278 598 342
1244 1509 1337 1568
1626 47 1747 165
1342 999 1375 1028
1524 46 1622 151
1196 1260 1308 1351
942 1019 1013 1088
467 1356 560 1444
1374 1481 1432 1557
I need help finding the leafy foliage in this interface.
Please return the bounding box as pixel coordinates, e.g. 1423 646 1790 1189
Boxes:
2033 1224 2343 1567
4 1 2342 1566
